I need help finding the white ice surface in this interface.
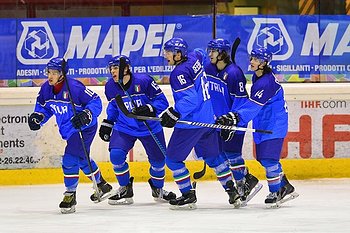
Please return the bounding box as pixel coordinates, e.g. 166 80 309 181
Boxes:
1 179 350 233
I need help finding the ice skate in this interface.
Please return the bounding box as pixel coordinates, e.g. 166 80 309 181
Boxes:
148 178 176 202
169 189 197 210
108 177 134 205
225 180 241 208
265 176 299 208
265 191 280 208
90 176 113 203
237 173 263 206
59 191 77 214
279 175 299 205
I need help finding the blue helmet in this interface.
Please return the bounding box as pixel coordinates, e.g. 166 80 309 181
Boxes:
108 55 131 68
207 38 231 54
164 37 188 57
47 57 68 74
250 48 272 63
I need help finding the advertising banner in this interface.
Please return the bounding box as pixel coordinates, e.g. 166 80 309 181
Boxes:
11 15 212 86
0 15 350 86
217 15 350 82
1 90 349 169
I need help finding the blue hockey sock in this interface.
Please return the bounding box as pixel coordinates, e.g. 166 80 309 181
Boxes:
206 156 232 189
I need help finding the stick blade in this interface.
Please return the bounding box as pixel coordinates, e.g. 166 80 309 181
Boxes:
193 162 206 179
231 37 241 64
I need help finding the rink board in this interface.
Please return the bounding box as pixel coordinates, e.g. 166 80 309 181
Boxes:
1 158 350 185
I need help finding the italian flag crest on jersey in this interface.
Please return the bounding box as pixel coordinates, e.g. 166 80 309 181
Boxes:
134 85 141 92
63 91 69 99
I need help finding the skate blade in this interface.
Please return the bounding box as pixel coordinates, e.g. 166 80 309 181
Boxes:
92 190 114 203
108 197 134 205
231 199 242 209
265 203 281 209
60 206 76 214
280 191 299 204
265 192 299 209
169 203 197 210
153 197 169 203
241 183 263 207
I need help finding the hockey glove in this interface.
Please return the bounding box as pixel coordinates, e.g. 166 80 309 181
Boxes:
70 109 92 129
160 107 180 128
99 119 114 142
216 112 240 142
28 112 44 131
132 104 156 117
215 112 239 126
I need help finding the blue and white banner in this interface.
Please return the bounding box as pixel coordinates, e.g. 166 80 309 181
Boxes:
217 15 350 80
0 15 349 86
14 15 212 82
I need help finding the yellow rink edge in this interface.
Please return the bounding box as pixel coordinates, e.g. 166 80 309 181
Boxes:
1 158 350 185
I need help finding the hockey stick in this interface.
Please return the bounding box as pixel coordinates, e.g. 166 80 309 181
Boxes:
62 50 100 202
193 161 206 179
231 37 241 64
116 57 167 158
115 95 272 134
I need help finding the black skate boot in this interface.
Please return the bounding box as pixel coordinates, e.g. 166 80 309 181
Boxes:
237 173 263 206
265 175 299 208
279 175 299 204
265 191 280 207
148 178 176 202
108 177 134 205
90 176 113 203
59 191 77 214
225 180 241 208
169 189 197 210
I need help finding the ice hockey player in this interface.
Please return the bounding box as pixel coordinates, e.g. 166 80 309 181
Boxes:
205 38 262 206
28 57 113 214
216 48 299 208
161 37 241 210
99 55 176 205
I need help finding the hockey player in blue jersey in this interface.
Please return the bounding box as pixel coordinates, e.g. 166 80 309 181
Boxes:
161 37 241 209
99 55 176 205
216 48 299 208
205 38 262 205
28 57 113 214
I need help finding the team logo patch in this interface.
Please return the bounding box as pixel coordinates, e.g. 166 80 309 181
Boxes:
223 72 228 81
63 91 68 99
134 85 141 92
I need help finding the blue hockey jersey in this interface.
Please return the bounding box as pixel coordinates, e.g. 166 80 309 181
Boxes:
205 62 248 118
34 78 102 140
104 73 168 137
169 52 216 129
235 71 288 144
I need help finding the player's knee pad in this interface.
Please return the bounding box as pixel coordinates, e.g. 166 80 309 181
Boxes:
165 157 183 171
62 153 79 170
149 160 165 172
110 148 128 166
205 156 228 173
225 152 244 165
259 158 282 178
79 158 99 175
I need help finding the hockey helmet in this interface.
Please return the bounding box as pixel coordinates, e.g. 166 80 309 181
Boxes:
46 57 68 74
163 37 188 57
250 48 272 64
108 55 131 69
207 38 231 54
